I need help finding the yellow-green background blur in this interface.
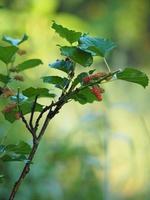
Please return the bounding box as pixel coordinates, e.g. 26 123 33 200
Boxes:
0 0 150 199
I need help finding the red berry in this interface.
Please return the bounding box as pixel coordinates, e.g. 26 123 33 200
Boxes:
90 86 103 101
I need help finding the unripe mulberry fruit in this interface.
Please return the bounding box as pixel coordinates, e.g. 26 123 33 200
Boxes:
90 72 107 79
2 87 14 98
2 103 17 113
17 49 26 56
83 76 91 84
15 112 21 120
14 75 24 81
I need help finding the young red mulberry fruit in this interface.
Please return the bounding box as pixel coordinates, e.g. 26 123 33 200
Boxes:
90 85 103 101
83 72 107 84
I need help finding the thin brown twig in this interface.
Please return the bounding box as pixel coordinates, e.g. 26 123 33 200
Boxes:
17 89 33 135
29 95 38 133
34 101 54 133
8 96 65 200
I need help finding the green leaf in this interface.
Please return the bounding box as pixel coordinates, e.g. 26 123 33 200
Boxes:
22 87 55 98
0 174 4 183
0 46 18 64
5 141 31 155
0 74 10 84
42 76 65 84
4 142 31 160
51 21 82 44
0 145 5 155
1 154 27 162
79 35 116 57
55 78 70 89
60 46 93 67
49 59 74 74
2 34 28 46
42 76 69 89
3 110 18 123
72 87 98 104
20 100 43 115
16 59 43 72
116 68 149 88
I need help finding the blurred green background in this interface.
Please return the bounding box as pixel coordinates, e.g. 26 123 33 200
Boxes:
0 0 150 199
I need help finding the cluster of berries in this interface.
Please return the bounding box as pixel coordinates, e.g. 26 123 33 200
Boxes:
83 72 106 101
0 87 20 120
2 103 20 120
0 87 14 97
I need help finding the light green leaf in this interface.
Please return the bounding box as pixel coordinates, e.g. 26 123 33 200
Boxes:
22 87 55 98
16 59 43 72
79 35 116 57
51 21 82 44
20 100 43 115
0 46 18 64
49 59 74 74
2 34 28 46
116 68 149 88
60 46 93 67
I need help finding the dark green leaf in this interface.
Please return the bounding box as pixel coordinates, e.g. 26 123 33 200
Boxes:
49 59 74 74
0 174 4 183
0 46 18 64
6 141 31 155
60 46 93 67
16 59 43 72
22 87 55 98
0 74 10 84
42 76 65 84
55 78 70 89
3 110 18 123
79 35 116 57
2 34 28 46
0 145 5 155
42 76 70 89
116 68 149 88
51 21 82 44
72 87 98 104
1 154 27 162
0 141 31 162
88 69 96 75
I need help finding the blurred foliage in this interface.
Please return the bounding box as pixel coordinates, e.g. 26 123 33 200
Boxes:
0 0 150 199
